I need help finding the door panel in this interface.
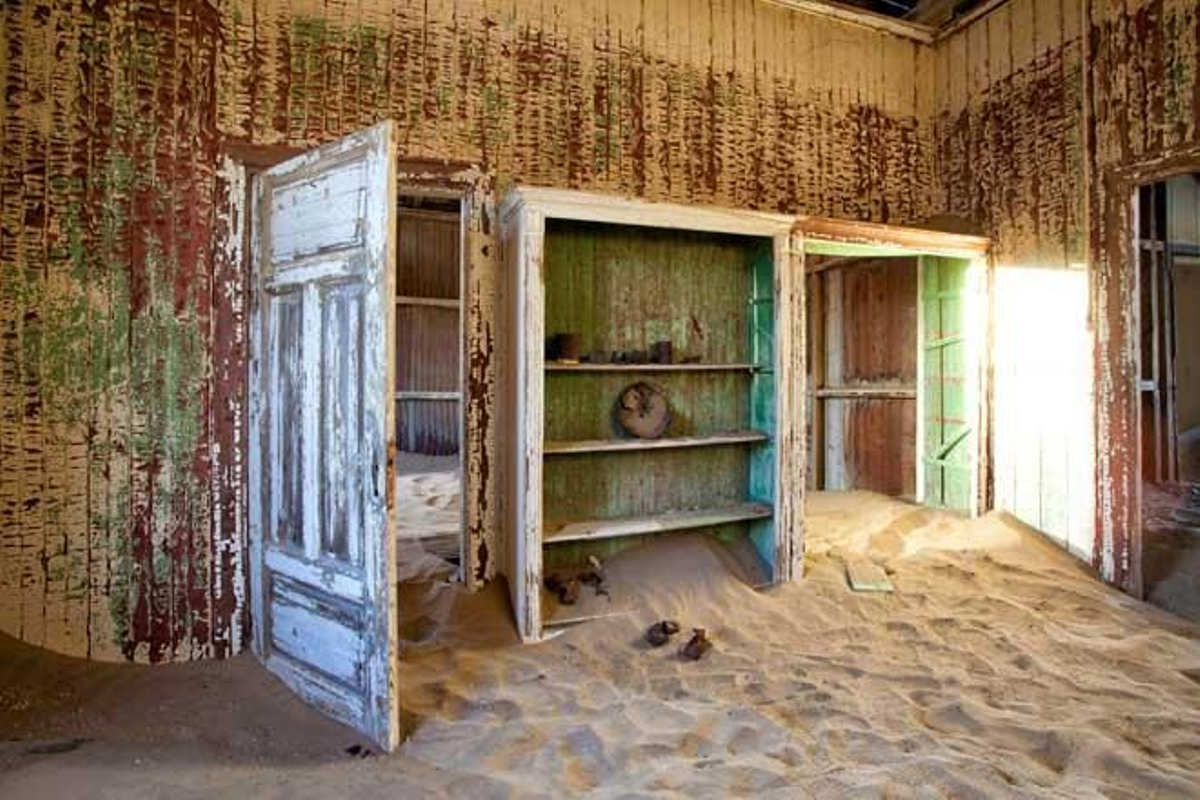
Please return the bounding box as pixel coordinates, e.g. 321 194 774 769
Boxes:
320 283 365 563
249 121 398 750
267 290 306 549
919 255 978 513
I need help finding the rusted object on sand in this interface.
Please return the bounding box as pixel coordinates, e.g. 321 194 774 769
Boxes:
679 628 712 661
645 620 681 647
544 573 581 605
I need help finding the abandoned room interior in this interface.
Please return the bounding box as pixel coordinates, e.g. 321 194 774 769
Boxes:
1 0 1199 795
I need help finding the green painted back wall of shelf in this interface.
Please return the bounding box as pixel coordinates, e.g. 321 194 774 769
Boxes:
544 221 757 365
541 222 769 534
544 373 751 441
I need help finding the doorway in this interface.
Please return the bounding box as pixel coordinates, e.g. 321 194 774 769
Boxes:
1138 173 1200 623
804 239 987 514
799 220 988 574
236 122 492 750
394 194 465 583
807 254 919 499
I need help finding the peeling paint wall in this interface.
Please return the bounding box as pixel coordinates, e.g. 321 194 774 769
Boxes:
934 0 1086 267
11 0 1187 661
1086 0 1200 593
936 0 1200 591
1 0 938 661
215 0 937 219
0 0 224 662
931 0 1095 562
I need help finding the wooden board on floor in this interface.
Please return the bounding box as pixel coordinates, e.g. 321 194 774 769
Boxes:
845 557 894 593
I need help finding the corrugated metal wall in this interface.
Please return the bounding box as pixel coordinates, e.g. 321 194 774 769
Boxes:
396 209 461 455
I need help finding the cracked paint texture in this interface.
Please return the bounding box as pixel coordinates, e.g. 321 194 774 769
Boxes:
934 0 1200 593
1 0 223 662
5 0 1194 661
2 0 938 662
1086 0 1199 594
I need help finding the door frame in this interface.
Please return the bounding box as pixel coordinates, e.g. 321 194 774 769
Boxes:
394 185 470 570
794 217 992 516
216 145 493 590
391 165 490 579
1100 145 1200 599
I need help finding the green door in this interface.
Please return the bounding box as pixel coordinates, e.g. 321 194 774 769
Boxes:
919 256 976 512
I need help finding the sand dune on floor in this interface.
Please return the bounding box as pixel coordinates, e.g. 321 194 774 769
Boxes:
394 493 1200 797
396 454 461 539
2 492 1199 798
395 453 461 582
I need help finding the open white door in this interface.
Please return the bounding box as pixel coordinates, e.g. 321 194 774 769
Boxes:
249 122 399 750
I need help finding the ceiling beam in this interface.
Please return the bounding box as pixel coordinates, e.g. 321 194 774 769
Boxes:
762 0 936 44
932 0 1014 41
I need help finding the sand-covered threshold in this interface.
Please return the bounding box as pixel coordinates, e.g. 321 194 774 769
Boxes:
2 492 1199 797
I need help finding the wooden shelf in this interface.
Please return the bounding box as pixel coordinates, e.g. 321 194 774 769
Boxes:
545 362 758 372
813 386 916 400
544 430 768 455
395 391 461 401
544 503 772 544
397 295 460 309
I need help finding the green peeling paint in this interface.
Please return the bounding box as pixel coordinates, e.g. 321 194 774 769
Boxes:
747 241 776 570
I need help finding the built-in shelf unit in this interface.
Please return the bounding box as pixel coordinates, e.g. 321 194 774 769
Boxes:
499 187 804 641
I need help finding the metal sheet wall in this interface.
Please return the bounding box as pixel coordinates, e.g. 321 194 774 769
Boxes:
397 211 462 455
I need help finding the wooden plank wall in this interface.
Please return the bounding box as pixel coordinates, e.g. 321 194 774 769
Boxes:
1087 0 1200 592
0 0 223 663
1166 178 1200 437
0 0 936 661
936 0 1200 590
813 258 918 497
215 0 937 221
933 0 1094 555
540 223 756 527
8 0 1187 658
991 267 1093 557
1177 260 1200 435
934 0 1086 269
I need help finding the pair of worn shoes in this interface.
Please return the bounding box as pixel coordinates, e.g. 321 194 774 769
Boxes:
644 620 712 660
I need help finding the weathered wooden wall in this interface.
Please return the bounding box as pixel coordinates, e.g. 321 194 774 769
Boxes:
1086 0 1200 593
934 0 1086 267
0 0 226 662
813 257 918 497
215 0 937 220
935 0 1200 591
932 0 1095 559
991 266 1094 558
8 0 1190 660
1 0 937 661
1175 261 1200 435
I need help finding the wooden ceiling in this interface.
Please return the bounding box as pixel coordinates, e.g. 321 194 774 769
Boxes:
825 0 989 24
